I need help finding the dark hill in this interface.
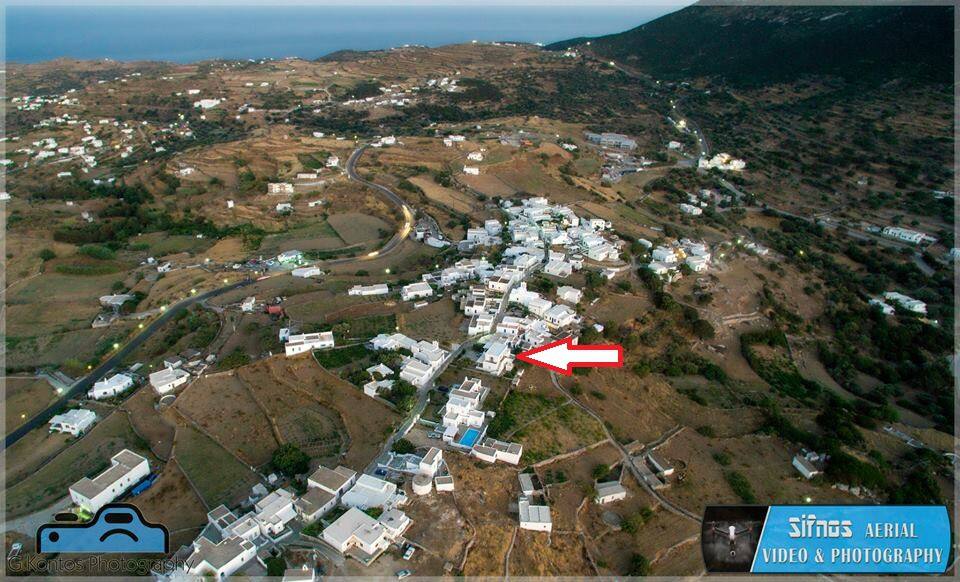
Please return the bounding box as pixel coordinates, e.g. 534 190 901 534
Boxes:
547 2 953 86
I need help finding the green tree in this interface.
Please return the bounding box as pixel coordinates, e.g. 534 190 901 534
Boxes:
627 553 651 576
272 444 310 476
392 438 416 454
592 463 610 480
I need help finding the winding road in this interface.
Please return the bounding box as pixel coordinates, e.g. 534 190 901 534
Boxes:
3 144 415 449
3 280 253 448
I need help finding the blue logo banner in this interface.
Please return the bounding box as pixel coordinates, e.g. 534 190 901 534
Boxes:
752 505 950 574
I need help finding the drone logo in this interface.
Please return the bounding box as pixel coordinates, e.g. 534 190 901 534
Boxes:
36 504 168 554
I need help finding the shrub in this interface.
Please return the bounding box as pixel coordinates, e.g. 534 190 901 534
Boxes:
724 470 757 503
79 244 116 260
39 248 56 261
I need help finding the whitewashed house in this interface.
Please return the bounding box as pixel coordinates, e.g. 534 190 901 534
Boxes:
341 474 407 509
322 507 411 562
49 409 97 436
348 283 389 296
69 449 150 513
268 182 295 195
149 367 190 394
285 332 335 356
518 495 552 532
401 282 433 302
184 536 256 578
556 286 582 304
594 481 627 504
89 373 134 399
479 341 513 376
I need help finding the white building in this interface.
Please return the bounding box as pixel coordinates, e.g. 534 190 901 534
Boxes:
322 507 411 562
868 298 896 315
517 495 552 532
881 226 925 244
651 246 678 263
268 182 295 195
883 291 927 314
285 332 335 356
149 367 190 394
308 465 358 497
792 451 825 479
472 438 522 465
594 481 627 504
49 408 97 436
184 535 256 578
193 98 222 110
277 250 304 265
89 373 134 399
341 474 406 509
253 488 298 536
419 447 443 478
543 260 572 278
679 203 703 216
479 341 513 376
292 267 322 278
463 166 480 176
348 283 389 296
556 286 582 304
685 255 710 273
241 296 256 312
69 449 150 513
543 304 577 329
401 282 433 302
465 312 493 335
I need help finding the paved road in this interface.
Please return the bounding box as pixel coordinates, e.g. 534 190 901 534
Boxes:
3 280 253 448
339 145 414 263
4 143 415 450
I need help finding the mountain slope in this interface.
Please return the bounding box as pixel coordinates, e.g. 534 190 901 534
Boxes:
548 2 953 86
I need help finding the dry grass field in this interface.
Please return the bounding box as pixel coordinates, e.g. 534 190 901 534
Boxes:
4 377 58 432
175 371 280 467
172 422 262 509
247 357 401 469
5 412 150 519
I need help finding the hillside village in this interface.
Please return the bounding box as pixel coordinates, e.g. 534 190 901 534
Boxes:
2 9 955 577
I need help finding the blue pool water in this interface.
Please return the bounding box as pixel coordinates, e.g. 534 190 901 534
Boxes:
458 428 481 448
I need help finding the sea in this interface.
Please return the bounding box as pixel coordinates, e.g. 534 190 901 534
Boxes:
6 5 674 64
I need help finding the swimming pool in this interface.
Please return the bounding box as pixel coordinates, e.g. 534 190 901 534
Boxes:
458 428 481 448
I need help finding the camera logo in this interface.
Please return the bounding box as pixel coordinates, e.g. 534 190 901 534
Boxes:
36 504 168 554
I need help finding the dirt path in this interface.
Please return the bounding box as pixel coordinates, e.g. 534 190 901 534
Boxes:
548 372 701 524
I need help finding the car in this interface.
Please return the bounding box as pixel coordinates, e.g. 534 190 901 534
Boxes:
427 432 440 439
396 569 412 579
375 468 387 476
402 545 416 560
437 386 450 393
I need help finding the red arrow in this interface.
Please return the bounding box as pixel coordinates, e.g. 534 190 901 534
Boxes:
516 337 623 376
